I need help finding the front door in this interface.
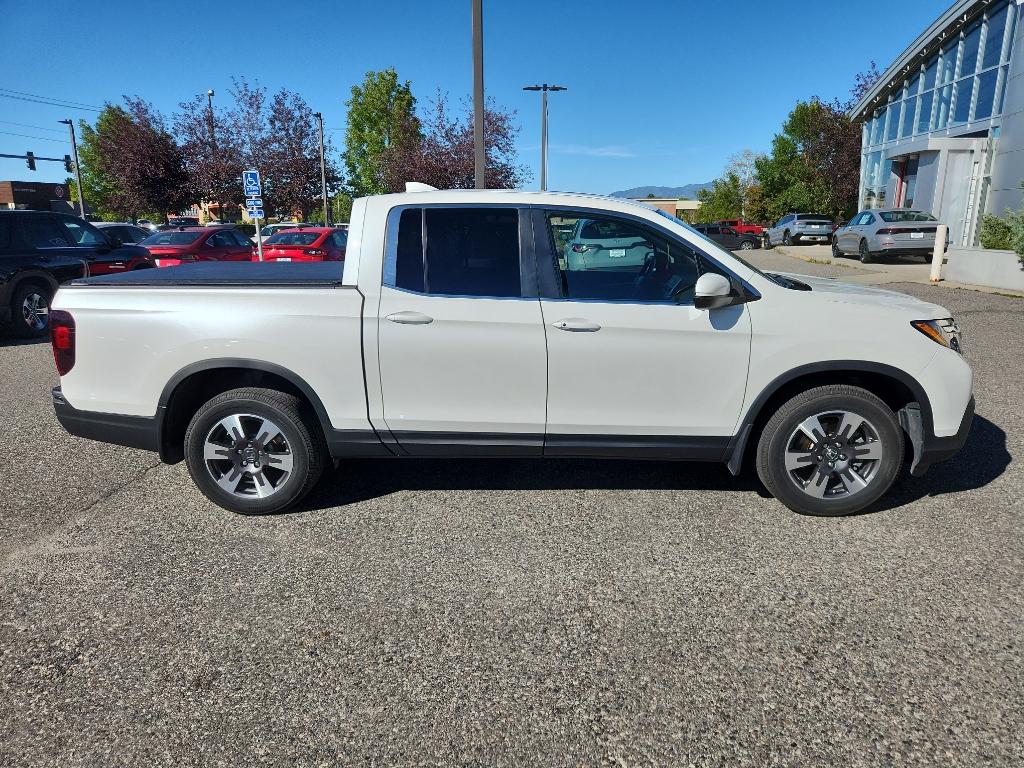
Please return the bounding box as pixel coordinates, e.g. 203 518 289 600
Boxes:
376 206 548 455
536 209 752 457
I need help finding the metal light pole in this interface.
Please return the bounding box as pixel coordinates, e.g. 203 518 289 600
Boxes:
313 112 329 225
207 89 221 222
59 119 86 218
523 84 566 191
472 0 485 189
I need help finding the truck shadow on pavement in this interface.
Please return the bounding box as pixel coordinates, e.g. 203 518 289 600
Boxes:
0 335 48 348
303 415 1009 515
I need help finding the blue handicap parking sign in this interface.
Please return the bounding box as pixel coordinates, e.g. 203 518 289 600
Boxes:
242 170 261 196
247 208 264 219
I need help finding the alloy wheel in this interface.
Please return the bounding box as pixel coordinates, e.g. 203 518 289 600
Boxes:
203 413 294 498
739 240 754 250
783 410 883 500
22 292 48 332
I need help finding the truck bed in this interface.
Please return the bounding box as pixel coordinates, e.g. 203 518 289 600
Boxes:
71 261 345 287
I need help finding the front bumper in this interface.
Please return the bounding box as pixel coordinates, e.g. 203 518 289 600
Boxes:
52 386 160 452
903 395 975 477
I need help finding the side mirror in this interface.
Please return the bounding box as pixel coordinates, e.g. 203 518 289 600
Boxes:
694 272 734 310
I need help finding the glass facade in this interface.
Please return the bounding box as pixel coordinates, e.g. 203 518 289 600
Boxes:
859 0 1017 209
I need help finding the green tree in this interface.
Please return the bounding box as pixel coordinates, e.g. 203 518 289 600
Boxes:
76 107 124 219
344 69 420 197
697 173 744 222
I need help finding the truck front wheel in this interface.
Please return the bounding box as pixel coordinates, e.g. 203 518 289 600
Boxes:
184 387 326 515
755 385 903 517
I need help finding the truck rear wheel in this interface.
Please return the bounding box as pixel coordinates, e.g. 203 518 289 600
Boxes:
755 385 903 517
184 387 326 515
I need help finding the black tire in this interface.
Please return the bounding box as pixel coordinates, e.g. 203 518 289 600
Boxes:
782 231 792 246
755 385 904 517
763 233 774 250
739 239 755 250
184 387 326 515
858 239 873 263
831 238 842 258
10 282 51 338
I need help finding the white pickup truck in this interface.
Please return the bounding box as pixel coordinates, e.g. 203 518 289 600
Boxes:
50 188 974 517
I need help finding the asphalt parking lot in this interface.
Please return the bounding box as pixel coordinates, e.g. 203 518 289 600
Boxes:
2 254 1021 766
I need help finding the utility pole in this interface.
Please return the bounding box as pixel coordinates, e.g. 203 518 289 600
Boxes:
313 112 329 225
59 119 86 218
207 89 221 222
472 0 485 189
522 84 566 192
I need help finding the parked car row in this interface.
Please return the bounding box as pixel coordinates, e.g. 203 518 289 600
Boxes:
762 209 947 263
0 210 349 338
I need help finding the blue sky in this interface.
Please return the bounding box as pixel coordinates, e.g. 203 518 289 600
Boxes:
0 0 952 194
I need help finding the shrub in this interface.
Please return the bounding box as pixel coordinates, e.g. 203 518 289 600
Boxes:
978 213 1013 250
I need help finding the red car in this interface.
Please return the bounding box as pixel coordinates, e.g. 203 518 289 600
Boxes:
140 227 254 267
254 227 347 262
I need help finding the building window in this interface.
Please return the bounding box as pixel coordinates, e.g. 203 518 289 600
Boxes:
952 77 975 124
960 19 983 78
982 2 1010 69
917 90 934 133
902 95 918 138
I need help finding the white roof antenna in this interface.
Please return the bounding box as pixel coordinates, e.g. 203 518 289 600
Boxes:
405 182 438 193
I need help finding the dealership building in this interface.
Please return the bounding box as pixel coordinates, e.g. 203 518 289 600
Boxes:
852 0 1023 248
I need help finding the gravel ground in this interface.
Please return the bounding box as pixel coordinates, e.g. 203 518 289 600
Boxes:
1 267 1021 766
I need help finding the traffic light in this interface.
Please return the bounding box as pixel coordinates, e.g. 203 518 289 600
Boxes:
26 151 35 171
63 155 73 173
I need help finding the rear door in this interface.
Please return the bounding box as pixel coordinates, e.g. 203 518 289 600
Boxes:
376 205 548 454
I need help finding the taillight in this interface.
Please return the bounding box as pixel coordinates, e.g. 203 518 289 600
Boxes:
50 309 75 376
876 227 898 235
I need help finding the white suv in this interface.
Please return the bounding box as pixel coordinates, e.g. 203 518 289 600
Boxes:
50 189 973 517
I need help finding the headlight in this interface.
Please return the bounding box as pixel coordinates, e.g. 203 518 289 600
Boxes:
911 318 962 353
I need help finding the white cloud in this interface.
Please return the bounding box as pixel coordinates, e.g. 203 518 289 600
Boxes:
550 143 637 158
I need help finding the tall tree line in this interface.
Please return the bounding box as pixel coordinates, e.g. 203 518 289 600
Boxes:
74 68 528 224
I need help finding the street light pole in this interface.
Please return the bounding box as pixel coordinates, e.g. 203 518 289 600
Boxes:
472 0 485 189
207 89 221 222
313 112 329 225
59 119 86 218
522 84 566 192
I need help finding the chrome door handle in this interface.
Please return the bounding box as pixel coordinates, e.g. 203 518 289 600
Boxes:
552 318 601 332
385 311 434 325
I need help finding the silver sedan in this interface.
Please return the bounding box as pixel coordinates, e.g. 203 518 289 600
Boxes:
833 209 946 264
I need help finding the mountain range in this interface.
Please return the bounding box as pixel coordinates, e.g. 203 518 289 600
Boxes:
609 183 713 200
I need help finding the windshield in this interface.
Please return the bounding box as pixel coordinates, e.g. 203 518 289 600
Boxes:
266 232 319 246
878 210 937 222
140 231 202 246
654 208 772 281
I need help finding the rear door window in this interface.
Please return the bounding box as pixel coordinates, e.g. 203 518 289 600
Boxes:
20 215 74 248
388 207 521 298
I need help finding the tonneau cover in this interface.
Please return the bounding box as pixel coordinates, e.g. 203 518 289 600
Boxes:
71 261 345 287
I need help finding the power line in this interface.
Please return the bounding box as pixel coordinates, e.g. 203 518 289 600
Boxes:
0 87 103 110
0 92 102 113
0 119 66 133
0 130 67 143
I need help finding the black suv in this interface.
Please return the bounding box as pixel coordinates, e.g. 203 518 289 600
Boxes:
0 211 152 337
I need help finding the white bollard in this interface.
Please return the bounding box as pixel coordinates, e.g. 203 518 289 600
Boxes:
930 224 948 283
